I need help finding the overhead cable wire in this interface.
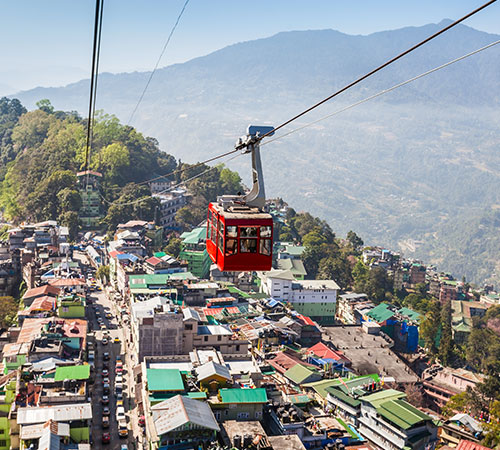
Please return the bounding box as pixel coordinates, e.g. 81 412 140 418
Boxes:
84 0 104 185
262 39 500 147
127 0 191 125
254 0 497 144
99 152 243 207
89 0 105 154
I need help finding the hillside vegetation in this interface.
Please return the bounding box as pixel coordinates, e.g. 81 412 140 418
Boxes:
11 22 500 285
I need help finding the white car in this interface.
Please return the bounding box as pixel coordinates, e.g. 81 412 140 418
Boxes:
116 406 126 421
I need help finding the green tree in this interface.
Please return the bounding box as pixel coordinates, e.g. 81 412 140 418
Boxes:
59 210 80 241
36 99 54 114
317 256 352 288
57 188 82 213
420 300 441 353
163 237 182 258
0 296 18 328
439 300 455 366
346 230 364 251
96 265 110 283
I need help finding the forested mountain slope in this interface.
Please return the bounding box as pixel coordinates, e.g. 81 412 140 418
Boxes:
11 22 500 285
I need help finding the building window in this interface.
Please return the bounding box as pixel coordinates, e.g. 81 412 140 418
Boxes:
236 345 240 351
217 335 222 341
185 324 193 330
204 336 208 342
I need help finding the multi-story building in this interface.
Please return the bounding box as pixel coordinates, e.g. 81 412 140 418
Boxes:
336 292 373 324
179 226 211 279
76 170 102 229
422 365 484 411
259 270 339 325
153 188 187 229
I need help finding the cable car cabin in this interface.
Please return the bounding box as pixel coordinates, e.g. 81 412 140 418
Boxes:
207 202 273 272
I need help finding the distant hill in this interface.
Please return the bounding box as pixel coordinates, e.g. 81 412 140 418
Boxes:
13 21 500 285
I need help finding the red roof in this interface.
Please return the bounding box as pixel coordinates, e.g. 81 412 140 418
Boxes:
26 296 56 312
23 285 60 300
109 250 123 259
296 314 316 327
76 170 102 177
146 256 163 266
267 351 316 374
17 318 87 345
48 278 86 287
203 306 240 316
307 342 347 362
456 441 493 450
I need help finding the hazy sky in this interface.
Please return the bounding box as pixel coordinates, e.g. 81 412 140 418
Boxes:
1 0 499 92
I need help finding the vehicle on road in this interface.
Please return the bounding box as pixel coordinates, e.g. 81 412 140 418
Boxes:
116 399 123 408
102 416 110 428
102 432 111 444
115 375 123 384
102 377 110 385
103 352 110 361
103 383 110 394
138 415 145 426
120 445 128 450
103 406 110 416
102 368 109 376
118 420 128 437
102 338 108 345
101 395 109 404
114 337 120 344
97 317 103 324
106 313 112 319
100 323 106 330
116 406 126 422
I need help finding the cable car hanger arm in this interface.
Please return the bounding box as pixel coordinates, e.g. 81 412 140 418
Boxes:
218 125 274 211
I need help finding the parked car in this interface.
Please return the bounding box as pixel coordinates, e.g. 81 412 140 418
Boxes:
120 445 128 450
116 406 126 422
116 355 122 362
118 419 128 437
102 432 111 444
114 337 121 344
106 313 112 319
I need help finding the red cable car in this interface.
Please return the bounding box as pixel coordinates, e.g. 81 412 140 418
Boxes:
207 125 275 272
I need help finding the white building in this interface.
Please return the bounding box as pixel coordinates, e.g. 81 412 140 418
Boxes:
259 270 339 324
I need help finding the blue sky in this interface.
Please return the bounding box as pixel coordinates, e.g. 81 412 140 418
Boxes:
1 0 499 92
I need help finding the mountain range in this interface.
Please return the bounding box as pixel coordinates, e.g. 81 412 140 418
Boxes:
11 20 500 286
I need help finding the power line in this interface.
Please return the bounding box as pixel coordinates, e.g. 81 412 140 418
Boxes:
127 0 191 125
262 39 500 147
254 0 497 144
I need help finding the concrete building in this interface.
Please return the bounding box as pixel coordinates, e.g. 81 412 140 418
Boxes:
76 170 102 229
131 297 184 361
259 270 340 325
153 188 187 229
179 226 211 279
336 292 373 324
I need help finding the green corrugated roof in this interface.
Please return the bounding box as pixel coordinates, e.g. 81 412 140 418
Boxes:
361 389 406 408
398 307 421 322
181 227 206 245
146 369 184 392
154 252 166 258
186 391 207 399
336 417 359 439
284 245 305 256
219 388 268 404
54 364 90 381
288 394 311 405
303 374 380 399
326 387 361 408
276 258 307 277
283 364 319 385
376 399 431 430
366 303 395 323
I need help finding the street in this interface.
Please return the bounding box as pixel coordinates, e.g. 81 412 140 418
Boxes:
76 252 142 450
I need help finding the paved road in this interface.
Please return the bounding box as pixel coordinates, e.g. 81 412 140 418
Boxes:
77 253 139 450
